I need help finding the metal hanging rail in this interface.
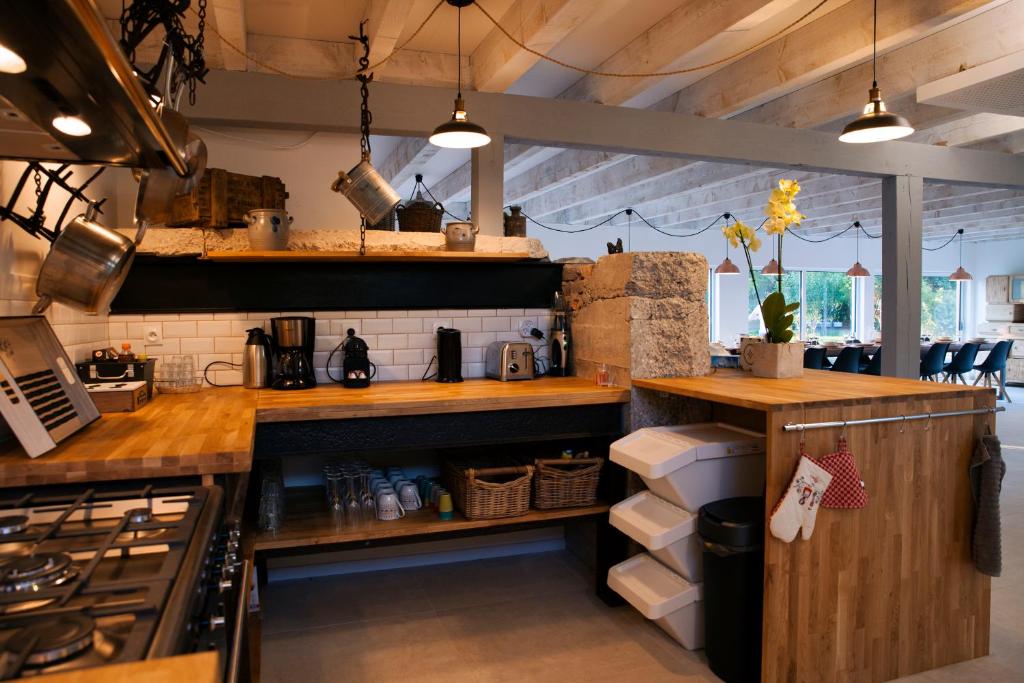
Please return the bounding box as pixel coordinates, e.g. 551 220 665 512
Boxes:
783 406 1005 432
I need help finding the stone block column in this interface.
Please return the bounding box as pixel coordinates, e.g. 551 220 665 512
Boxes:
563 252 710 387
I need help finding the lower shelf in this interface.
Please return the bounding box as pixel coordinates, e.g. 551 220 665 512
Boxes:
254 486 609 552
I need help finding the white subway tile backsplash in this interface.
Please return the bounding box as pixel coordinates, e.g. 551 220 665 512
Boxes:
180 337 215 354
377 334 408 350
392 318 421 334
79 307 555 387
362 318 393 334
393 349 423 365
482 317 511 332
197 321 232 337
214 336 244 354
162 321 197 338
449 317 482 333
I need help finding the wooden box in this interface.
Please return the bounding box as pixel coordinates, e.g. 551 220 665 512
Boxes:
986 275 1009 304
85 381 149 413
168 168 288 228
749 341 804 378
985 303 1024 322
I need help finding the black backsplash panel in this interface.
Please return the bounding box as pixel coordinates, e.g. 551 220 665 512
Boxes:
110 256 564 313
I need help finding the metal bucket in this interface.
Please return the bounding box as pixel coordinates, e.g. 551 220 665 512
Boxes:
330 159 401 225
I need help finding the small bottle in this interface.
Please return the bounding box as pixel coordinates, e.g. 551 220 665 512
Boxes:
118 343 136 362
560 449 574 461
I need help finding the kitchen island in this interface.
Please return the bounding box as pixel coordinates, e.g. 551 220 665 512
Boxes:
634 370 995 682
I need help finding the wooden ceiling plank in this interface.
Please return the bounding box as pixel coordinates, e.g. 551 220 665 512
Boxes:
472 0 603 93
209 0 247 71
363 0 415 68
379 136 440 188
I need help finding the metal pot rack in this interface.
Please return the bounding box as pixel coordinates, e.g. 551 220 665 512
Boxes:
783 406 1005 432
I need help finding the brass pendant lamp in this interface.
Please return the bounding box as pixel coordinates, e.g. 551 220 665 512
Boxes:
430 0 491 149
839 0 913 143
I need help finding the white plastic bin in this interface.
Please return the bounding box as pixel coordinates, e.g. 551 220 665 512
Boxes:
610 423 765 512
610 491 703 582
607 553 704 650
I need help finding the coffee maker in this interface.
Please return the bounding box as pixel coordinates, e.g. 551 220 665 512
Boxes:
341 328 375 388
270 316 316 390
435 328 463 383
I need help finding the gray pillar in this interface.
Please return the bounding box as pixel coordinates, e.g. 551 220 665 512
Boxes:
471 132 504 236
880 175 923 378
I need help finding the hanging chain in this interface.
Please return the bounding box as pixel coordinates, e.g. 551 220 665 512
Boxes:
352 20 373 162
191 0 207 105
31 169 45 224
359 218 367 257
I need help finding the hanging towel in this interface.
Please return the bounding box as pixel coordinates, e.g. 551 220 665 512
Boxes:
969 433 1006 577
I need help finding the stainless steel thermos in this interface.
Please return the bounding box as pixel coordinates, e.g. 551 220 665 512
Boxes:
242 327 273 389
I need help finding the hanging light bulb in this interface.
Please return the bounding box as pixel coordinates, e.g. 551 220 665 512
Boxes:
430 0 490 149
761 235 784 275
839 0 913 143
949 229 972 281
846 221 871 277
51 112 91 137
0 42 27 74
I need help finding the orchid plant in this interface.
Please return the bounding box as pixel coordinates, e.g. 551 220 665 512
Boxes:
723 179 805 343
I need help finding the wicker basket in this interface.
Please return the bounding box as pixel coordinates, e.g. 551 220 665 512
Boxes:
445 461 534 519
532 458 603 509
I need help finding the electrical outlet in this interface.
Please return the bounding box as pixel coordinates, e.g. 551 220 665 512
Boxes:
431 319 452 334
144 326 162 344
518 318 537 338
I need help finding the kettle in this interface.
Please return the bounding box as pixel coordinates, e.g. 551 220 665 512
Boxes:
242 327 273 389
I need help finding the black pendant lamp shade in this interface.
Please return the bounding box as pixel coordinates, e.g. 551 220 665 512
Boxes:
430 0 490 149
839 0 913 143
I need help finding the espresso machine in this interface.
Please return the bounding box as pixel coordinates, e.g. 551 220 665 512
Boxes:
270 316 316 390
549 292 571 377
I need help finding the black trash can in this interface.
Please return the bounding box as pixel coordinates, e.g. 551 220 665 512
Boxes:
698 496 765 683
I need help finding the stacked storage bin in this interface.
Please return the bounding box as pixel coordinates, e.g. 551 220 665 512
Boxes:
605 424 765 650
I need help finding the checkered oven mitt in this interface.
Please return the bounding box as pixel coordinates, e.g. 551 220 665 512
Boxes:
815 438 868 509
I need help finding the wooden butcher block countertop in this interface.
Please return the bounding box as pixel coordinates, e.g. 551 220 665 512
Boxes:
634 368 990 411
0 378 628 487
0 387 257 488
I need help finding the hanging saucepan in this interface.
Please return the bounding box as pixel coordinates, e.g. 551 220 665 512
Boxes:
32 204 142 315
33 106 205 315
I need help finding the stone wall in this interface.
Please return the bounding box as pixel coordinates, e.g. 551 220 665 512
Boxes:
564 252 710 387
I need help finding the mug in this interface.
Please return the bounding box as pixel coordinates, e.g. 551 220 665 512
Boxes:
373 481 395 497
398 482 422 511
376 490 406 521
438 491 454 521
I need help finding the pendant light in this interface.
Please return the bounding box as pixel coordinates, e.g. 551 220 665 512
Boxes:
715 234 740 275
761 235 784 275
430 0 491 149
949 229 972 281
839 0 913 143
846 221 870 278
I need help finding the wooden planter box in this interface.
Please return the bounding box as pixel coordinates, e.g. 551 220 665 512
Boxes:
741 338 803 378
168 168 288 228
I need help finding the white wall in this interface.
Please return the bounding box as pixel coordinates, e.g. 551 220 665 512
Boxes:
966 241 1024 333
109 127 366 229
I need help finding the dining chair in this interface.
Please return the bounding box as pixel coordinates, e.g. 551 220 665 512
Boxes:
973 340 1013 402
803 347 828 370
942 343 980 384
830 347 862 373
919 342 950 381
861 349 882 376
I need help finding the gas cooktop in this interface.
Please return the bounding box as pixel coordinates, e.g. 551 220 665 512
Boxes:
0 484 220 678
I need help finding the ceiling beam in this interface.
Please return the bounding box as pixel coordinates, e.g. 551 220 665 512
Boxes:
907 113 1024 147
504 149 626 205
363 0 414 67
209 0 247 71
379 136 440 189
674 0 1004 118
516 0 1024 231
183 71 1024 188
433 0 795 202
471 0 602 93
966 129 1024 154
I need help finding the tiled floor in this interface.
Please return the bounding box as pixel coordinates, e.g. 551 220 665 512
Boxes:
262 388 1024 682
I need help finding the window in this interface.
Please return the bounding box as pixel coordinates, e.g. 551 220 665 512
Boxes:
747 272 802 336
872 275 967 339
921 276 961 338
803 271 853 343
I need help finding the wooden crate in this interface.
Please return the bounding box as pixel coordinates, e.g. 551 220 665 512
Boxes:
168 168 288 228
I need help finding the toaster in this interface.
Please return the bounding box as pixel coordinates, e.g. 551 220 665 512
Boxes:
485 342 535 381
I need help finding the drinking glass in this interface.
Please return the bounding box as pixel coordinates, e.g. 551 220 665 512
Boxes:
258 477 283 532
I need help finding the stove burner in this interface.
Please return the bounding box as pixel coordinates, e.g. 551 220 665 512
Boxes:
0 515 28 536
0 553 78 593
126 508 152 525
5 614 95 666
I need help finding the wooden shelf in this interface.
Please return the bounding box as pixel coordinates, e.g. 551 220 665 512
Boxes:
202 250 536 263
254 486 609 552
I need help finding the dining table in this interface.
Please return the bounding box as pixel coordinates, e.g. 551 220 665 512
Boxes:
813 341 996 359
